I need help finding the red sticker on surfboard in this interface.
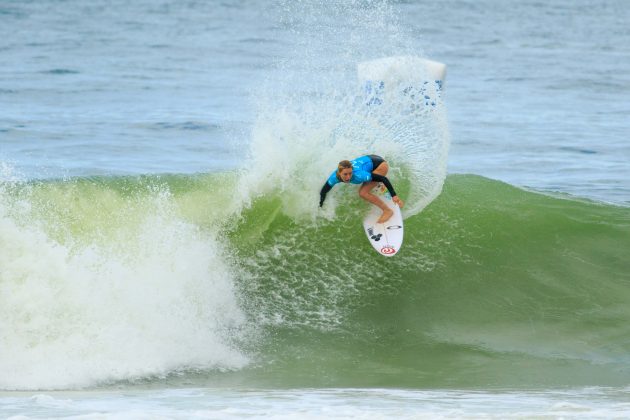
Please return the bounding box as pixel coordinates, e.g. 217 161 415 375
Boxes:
380 246 397 255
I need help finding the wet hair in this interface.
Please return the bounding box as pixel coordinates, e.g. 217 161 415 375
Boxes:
337 160 352 172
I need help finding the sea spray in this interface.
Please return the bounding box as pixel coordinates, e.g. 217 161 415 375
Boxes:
236 0 449 221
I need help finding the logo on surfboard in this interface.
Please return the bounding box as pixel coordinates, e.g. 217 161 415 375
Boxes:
380 246 396 255
366 227 382 242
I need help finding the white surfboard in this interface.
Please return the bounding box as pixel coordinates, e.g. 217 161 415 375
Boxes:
362 183 404 257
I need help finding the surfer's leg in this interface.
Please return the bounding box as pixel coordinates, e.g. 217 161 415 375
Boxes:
369 161 394 222
359 181 393 224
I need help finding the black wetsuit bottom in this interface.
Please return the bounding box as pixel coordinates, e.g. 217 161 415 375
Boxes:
368 154 385 171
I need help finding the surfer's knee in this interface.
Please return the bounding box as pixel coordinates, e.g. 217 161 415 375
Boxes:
359 187 371 199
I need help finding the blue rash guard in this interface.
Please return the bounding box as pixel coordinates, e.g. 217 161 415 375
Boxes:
326 155 374 187
319 155 397 207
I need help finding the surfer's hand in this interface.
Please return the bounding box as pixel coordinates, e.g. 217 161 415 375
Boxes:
393 196 404 208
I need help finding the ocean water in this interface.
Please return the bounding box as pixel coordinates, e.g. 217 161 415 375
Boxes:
2 0 630 418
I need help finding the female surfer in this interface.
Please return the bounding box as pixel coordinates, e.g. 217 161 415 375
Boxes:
319 155 404 223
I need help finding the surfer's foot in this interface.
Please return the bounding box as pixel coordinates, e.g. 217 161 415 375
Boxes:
377 208 393 224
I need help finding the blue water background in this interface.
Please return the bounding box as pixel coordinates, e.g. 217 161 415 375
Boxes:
1 0 628 204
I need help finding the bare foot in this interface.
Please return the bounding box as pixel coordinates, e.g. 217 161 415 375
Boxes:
377 208 393 224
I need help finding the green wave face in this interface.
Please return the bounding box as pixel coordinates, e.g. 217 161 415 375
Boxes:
229 174 630 388
1 174 629 389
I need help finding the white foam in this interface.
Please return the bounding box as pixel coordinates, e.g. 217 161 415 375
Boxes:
4 388 630 419
0 180 248 390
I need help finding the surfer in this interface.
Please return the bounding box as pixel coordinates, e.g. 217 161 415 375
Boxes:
319 155 404 223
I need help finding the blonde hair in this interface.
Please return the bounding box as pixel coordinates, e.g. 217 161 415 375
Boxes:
337 160 352 172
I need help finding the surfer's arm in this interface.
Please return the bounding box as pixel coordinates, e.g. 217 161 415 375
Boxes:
319 182 333 207
371 174 397 198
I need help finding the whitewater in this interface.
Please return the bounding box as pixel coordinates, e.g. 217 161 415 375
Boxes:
2 0 630 418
